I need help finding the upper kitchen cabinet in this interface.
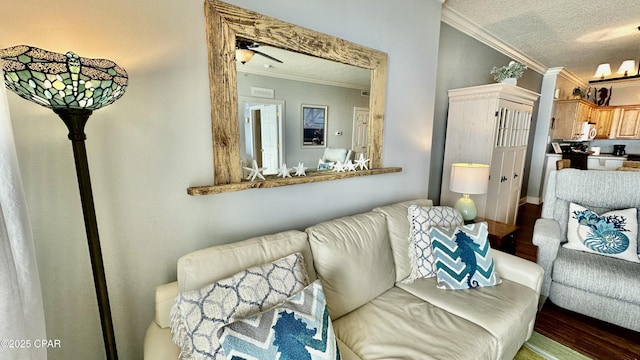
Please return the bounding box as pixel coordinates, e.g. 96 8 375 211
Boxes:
612 106 640 138
594 106 615 139
551 99 595 140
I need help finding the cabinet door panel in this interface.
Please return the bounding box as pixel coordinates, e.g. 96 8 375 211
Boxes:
484 150 504 220
594 108 614 139
495 149 516 223
616 108 640 138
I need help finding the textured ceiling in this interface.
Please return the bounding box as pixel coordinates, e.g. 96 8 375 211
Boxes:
443 0 640 81
237 45 371 90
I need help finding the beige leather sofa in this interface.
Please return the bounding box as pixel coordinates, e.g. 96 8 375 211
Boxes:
144 199 543 360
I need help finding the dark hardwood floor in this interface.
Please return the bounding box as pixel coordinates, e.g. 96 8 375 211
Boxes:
515 203 640 360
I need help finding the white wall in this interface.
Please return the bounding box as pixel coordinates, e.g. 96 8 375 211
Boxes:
1 0 443 358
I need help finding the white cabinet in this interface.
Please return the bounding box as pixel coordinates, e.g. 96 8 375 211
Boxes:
441 83 539 225
586 157 624 170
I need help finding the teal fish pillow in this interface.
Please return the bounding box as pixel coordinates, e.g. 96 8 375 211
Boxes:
564 203 639 263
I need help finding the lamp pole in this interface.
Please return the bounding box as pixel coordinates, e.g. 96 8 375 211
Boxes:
53 108 118 360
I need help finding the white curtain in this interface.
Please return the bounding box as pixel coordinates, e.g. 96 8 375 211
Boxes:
0 69 47 359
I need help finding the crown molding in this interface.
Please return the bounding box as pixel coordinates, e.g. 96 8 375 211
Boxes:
553 67 589 88
441 6 547 75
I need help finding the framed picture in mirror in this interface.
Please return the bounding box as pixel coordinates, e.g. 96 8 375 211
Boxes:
302 105 327 147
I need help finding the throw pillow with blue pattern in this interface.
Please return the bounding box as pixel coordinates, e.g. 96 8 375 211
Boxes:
217 279 341 360
170 253 308 360
404 205 464 283
429 222 501 290
564 203 640 263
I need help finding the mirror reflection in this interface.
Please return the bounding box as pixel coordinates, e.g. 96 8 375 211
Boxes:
236 43 371 172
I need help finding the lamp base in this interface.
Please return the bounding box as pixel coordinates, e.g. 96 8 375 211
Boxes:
453 194 477 221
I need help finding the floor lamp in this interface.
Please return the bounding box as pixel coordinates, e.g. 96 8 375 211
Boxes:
1 45 128 360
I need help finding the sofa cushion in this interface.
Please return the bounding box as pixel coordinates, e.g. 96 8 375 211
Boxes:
430 222 501 290
397 277 538 360
170 253 308 360
332 287 498 360
552 247 640 306
564 203 639 263
177 230 315 292
372 198 433 282
306 211 395 319
218 280 340 360
405 205 464 282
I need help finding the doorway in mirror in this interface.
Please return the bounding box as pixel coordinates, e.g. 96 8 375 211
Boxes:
352 107 369 158
240 97 285 175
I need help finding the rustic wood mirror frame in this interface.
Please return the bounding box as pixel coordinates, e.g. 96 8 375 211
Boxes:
187 0 400 196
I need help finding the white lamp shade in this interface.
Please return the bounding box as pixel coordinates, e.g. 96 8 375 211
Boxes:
594 63 612 78
617 60 636 76
450 163 490 195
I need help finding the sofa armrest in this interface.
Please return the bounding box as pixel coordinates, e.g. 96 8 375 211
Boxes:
531 218 562 297
492 249 543 295
155 281 178 328
144 322 180 360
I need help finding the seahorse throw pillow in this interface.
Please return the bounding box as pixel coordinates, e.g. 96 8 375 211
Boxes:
217 279 340 360
564 203 639 263
170 253 308 360
429 222 501 290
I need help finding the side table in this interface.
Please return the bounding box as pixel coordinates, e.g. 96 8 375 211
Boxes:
474 217 518 255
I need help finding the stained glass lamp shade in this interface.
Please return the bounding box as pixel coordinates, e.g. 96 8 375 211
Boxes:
0 45 127 110
1 45 128 360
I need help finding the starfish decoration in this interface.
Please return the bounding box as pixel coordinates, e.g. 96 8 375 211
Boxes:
278 164 292 178
332 161 346 172
293 162 308 176
242 160 266 181
355 153 370 170
344 160 357 171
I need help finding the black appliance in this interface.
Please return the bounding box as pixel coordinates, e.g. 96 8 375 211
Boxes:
613 145 626 156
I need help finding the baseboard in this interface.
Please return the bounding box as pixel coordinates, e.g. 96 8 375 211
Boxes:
523 196 541 205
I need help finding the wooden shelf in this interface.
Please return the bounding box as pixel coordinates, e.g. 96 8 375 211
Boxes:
187 167 402 196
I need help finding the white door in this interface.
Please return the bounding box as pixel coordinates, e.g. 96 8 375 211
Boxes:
241 97 285 175
352 107 369 157
253 104 279 174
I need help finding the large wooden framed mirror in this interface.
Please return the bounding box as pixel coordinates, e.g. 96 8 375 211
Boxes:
187 0 400 195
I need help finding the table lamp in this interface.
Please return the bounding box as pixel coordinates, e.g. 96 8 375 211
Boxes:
450 163 490 221
1 45 128 359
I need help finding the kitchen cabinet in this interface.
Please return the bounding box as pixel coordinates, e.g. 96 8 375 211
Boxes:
551 99 595 140
441 83 539 225
594 106 615 139
613 106 640 138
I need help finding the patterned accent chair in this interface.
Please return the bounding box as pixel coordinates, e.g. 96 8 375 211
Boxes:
533 169 640 332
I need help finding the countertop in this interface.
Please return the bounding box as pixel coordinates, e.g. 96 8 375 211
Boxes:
546 153 627 159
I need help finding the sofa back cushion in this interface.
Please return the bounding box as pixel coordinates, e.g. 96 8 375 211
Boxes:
372 199 433 282
177 230 315 292
306 211 395 319
543 169 640 245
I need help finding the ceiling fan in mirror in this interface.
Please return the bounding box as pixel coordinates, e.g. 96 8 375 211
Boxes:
235 39 283 64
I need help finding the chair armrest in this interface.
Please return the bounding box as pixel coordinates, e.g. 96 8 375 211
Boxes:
531 218 563 297
492 249 543 295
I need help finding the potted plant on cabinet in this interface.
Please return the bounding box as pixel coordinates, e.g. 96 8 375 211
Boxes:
490 61 527 85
